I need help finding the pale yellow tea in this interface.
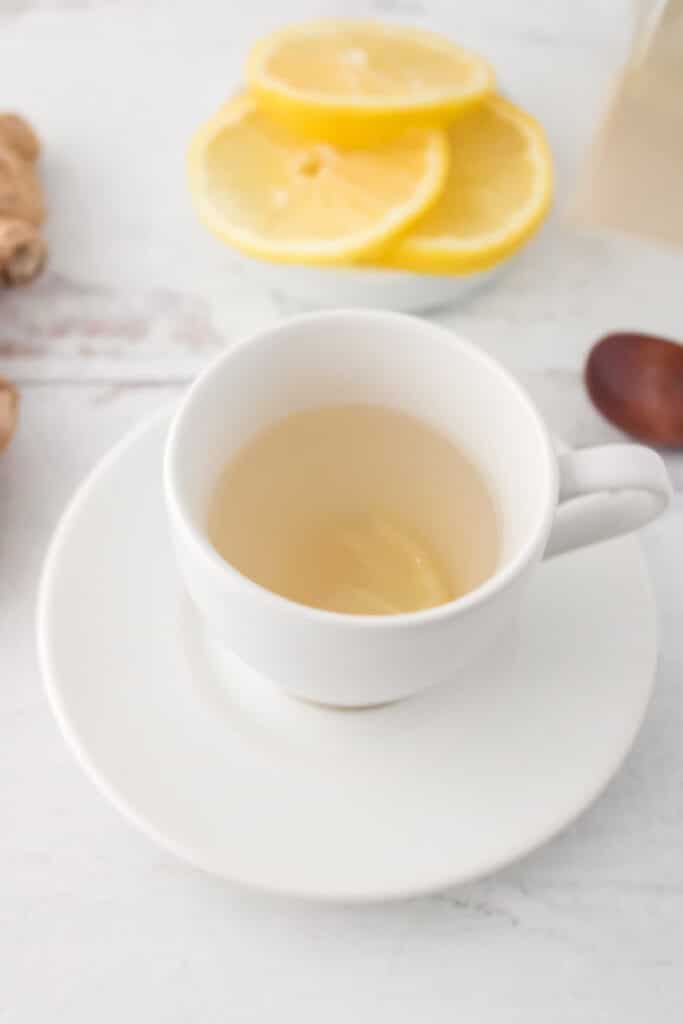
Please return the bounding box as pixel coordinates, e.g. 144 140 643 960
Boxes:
208 404 499 615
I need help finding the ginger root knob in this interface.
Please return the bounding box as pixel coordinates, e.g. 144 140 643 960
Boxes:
0 217 47 284
0 378 19 453
0 113 40 163
0 113 46 286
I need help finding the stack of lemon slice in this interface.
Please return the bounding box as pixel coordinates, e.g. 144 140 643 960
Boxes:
188 20 552 273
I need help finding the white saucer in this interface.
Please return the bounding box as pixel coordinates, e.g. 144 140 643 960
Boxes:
38 410 658 902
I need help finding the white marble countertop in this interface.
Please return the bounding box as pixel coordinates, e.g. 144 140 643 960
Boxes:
2 1 683 1020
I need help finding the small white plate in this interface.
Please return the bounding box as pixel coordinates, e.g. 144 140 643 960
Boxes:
236 254 502 312
38 411 658 902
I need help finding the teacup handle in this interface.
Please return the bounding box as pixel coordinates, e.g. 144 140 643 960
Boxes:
544 444 672 558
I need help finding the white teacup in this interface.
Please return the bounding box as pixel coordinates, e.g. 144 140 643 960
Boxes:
165 310 671 707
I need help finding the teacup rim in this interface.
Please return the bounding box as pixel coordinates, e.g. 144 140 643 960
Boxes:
164 308 558 629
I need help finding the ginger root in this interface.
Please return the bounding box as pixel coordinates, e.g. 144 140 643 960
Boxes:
0 113 46 285
0 378 18 452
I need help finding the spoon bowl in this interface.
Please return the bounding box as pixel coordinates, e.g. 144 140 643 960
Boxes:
586 332 683 448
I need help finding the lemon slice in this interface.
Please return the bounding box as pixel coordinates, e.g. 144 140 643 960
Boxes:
380 96 553 274
187 95 448 265
321 514 452 615
246 19 494 145
323 585 401 616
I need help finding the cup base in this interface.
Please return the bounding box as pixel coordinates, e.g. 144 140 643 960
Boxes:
186 596 521 711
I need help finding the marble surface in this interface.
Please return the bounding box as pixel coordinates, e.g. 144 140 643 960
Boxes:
2 1 683 1020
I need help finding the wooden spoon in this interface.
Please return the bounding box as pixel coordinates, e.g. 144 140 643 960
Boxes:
586 332 683 448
